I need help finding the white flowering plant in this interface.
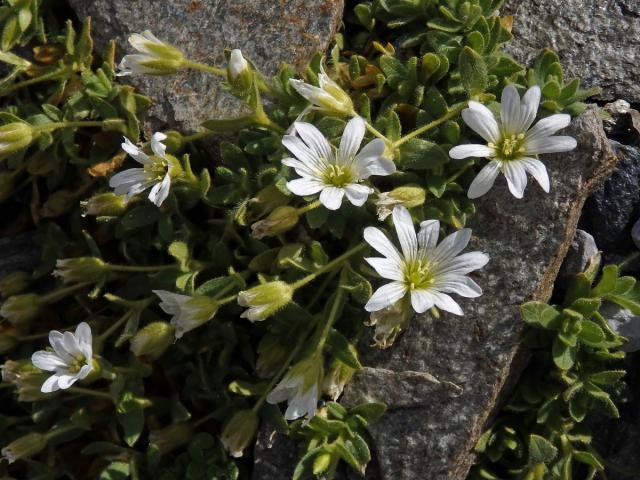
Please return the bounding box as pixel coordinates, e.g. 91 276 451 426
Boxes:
0 0 598 478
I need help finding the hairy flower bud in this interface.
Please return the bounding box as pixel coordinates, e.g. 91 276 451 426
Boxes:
376 185 426 220
1 360 49 402
0 271 30 298
1 432 47 464
53 257 107 284
237 281 294 321
0 122 34 159
250 206 299 239
228 49 249 81
117 31 184 76
40 189 77 218
81 192 127 217
130 322 174 359
247 185 290 220
322 360 355 400
0 293 41 327
220 409 259 458
149 422 194 455
290 66 354 116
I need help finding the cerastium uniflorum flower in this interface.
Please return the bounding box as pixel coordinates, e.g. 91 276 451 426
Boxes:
0 1 601 479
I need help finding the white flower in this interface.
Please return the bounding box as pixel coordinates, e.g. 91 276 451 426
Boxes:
289 65 354 115
31 322 93 393
237 281 293 321
228 49 248 80
153 290 218 339
109 132 173 207
282 117 396 210
117 30 184 76
266 355 322 420
449 85 577 199
364 206 489 315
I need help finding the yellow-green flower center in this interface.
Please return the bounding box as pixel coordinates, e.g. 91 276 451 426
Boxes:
144 155 181 179
323 163 354 187
403 258 436 291
67 355 86 374
490 133 526 161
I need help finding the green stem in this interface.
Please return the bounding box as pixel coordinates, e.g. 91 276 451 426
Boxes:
0 66 73 97
40 282 92 304
392 103 467 149
291 243 367 290
67 386 113 400
316 284 346 352
192 410 218 428
32 120 109 133
45 424 80 441
253 108 285 134
297 200 322 215
98 311 132 341
182 60 226 76
182 130 216 143
105 263 175 273
363 120 392 145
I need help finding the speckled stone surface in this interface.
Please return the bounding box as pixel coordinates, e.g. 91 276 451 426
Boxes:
503 0 640 103
68 0 343 133
335 107 618 480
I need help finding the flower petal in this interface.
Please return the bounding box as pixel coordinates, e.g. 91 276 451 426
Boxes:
467 160 501 199
319 186 345 210
525 136 577 155
433 228 472 262
56 374 79 390
365 257 403 281
525 114 571 142
153 290 189 315
462 102 500 143
500 85 522 135
339 117 365 159
431 291 464 315
109 168 149 189
287 178 325 196
503 161 528 199
434 275 482 297
282 157 317 178
32 351 66 371
150 132 167 158
365 282 407 312
449 144 495 159
41 375 60 393
518 86 541 132
364 227 402 264
74 322 92 360
122 137 150 165
519 157 550 193
435 252 490 276
417 220 440 250
148 173 171 206
344 184 372 206
294 122 333 161
410 290 435 313
49 331 74 363
392 206 418 260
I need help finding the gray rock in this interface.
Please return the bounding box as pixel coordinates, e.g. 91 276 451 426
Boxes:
503 0 640 103
557 229 600 285
602 302 640 352
581 142 640 253
253 108 618 480
632 218 640 249
338 107 617 480
68 0 344 133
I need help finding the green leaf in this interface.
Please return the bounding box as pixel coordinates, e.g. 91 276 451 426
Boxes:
528 434 558 465
326 329 362 369
459 46 488 96
195 276 243 297
569 298 600 319
589 370 626 386
349 402 387 424
552 338 576 370
202 115 254 133
592 265 619 296
573 451 604 470
99 461 130 480
121 205 160 229
520 301 561 329
399 138 449 170
577 321 605 347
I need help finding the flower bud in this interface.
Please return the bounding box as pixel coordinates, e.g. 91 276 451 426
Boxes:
376 185 426 220
247 185 290 219
322 360 355 400
130 321 174 359
159 130 184 153
0 122 34 159
313 452 333 475
228 49 249 81
238 281 294 321
1 360 49 402
1 432 47 464
117 31 184 76
53 257 107 284
250 206 299 239
290 66 354 116
0 293 41 327
81 192 128 217
149 422 194 455
0 271 31 298
40 189 77 218
220 409 259 458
